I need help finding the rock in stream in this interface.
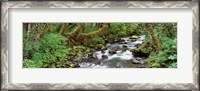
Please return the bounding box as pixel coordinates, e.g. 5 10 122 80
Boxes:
79 35 147 68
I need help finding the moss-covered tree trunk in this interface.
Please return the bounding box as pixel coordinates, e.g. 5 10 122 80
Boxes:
59 23 69 35
34 23 41 41
39 23 48 39
62 23 109 46
145 23 160 53
26 23 32 41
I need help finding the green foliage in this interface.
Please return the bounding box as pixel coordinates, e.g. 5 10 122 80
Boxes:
169 62 177 68
168 54 177 60
109 23 127 34
89 37 105 47
145 23 177 68
67 24 77 32
126 23 137 35
84 23 99 33
68 46 91 57
132 23 145 35
108 23 145 41
23 59 43 68
23 33 68 68
50 23 60 33
109 23 127 40
117 32 127 37
151 62 161 68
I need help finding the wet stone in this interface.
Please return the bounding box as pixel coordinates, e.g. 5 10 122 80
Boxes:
102 55 108 58
130 35 139 39
131 59 140 64
138 65 146 68
101 50 106 53
131 39 136 42
122 48 128 51
108 50 117 54
122 45 128 48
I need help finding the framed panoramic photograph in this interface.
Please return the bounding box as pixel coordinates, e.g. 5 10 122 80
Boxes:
1 1 199 91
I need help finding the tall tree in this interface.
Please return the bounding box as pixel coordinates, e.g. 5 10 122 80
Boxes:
26 23 32 41
34 23 40 41
145 23 160 53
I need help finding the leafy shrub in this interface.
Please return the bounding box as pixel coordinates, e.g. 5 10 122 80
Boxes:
23 33 68 68
23 59 43 68
109 23 127 40
68 45 91 57
145 24 177 68
168 62 177 68
89 37 105 47
109 23 126 34
84 23 99 33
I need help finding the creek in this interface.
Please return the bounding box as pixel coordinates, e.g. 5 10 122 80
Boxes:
79 35 147 68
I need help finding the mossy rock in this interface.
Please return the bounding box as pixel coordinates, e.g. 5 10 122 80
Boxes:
109 49 117 54
77 51 83 57
56 64 63 68
122 45 128 48
88 54 97 61
56 61 61 65
101 46 107 50
51 63 56 68
150 62 161 68
130 35 139 39
130 48 149 57
97 44 106 50
70 63 75 68
102 55 108 58
65 61 72 65
136 44 142 48
92 54 97 59
85 48 91 53
74 62 80 67
42 64 49 68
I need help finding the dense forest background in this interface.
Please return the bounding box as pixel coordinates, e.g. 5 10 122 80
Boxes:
23 23 177 68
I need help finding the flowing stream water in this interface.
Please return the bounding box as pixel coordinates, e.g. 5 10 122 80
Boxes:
79 35 147 68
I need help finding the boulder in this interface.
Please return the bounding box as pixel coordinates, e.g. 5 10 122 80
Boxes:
136 44 142 48
109 49 117 54
131 39 136 42
101 50 106 53
70 63 75 68
122 45 128 48
113 46 121 50
150 62 161 68
114 39 124 42
122 42 128 44
75 63 80 67
102 55 108 58
130 35 139 39
130 49 149 57
122 48 128 51
131 59 140 64
101 46 107 50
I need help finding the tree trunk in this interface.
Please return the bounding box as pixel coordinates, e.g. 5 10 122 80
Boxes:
26 23 32 41
59 23 69 35
145 23 160 53
34 23 40 41
39 23 48 39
